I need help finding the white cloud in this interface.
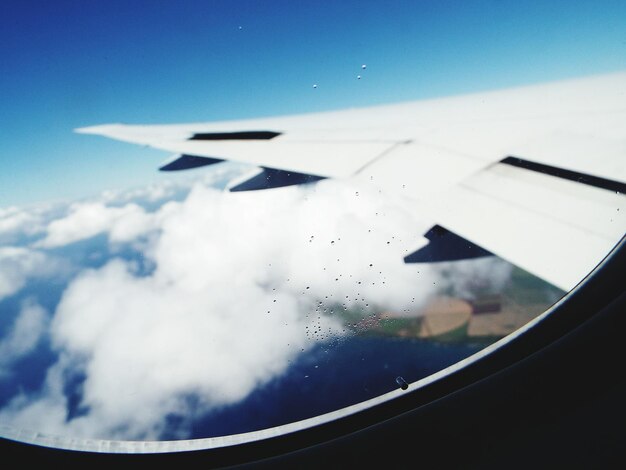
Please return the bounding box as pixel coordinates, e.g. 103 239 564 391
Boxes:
0 207 37 234
0 178 513 441
152 182 437 312
0 206 48 244
43 258 325 439
37 201 162 248
100 182 178 205
0 300 49 378
97 162 245 206
3 163 243 250
0 247 50 301
98 179 190 207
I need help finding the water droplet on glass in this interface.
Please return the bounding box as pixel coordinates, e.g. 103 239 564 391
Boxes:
357 75 361 80
396 376 409 390
362 64 367 69
313 84 318 88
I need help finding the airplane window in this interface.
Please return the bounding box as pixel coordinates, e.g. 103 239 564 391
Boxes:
1 0 624 456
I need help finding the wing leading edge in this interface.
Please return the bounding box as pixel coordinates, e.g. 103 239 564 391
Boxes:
76 72 626 291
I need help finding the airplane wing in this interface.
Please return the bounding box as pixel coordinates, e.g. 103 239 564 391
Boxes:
76 72 626 292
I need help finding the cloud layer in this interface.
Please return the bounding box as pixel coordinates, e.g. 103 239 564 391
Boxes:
0 171 513 440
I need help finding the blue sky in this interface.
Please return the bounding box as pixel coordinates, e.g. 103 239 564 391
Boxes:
1 0 625 206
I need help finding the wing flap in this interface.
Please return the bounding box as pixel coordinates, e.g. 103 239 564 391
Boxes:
404 225 494 263
417 161 626 291
159 154 223 171
228 167 325 192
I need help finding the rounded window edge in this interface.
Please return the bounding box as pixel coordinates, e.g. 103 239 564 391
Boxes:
1 236 624 458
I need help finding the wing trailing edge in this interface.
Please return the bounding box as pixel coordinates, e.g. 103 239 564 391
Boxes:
159 154 223 171
228 167 325 192
404 225 494 263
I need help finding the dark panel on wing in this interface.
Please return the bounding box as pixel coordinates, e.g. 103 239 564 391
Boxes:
229 168 325 192
159 154 223 171
404 225 493 263
502 156 626 194
188 131 281 141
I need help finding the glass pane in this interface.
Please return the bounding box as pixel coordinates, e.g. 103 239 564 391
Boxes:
0 167 566 441
0 0 623 447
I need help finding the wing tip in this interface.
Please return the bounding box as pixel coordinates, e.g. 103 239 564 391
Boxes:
74 123 127 136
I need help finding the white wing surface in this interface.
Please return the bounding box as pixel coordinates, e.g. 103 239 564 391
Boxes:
76 72 626 292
